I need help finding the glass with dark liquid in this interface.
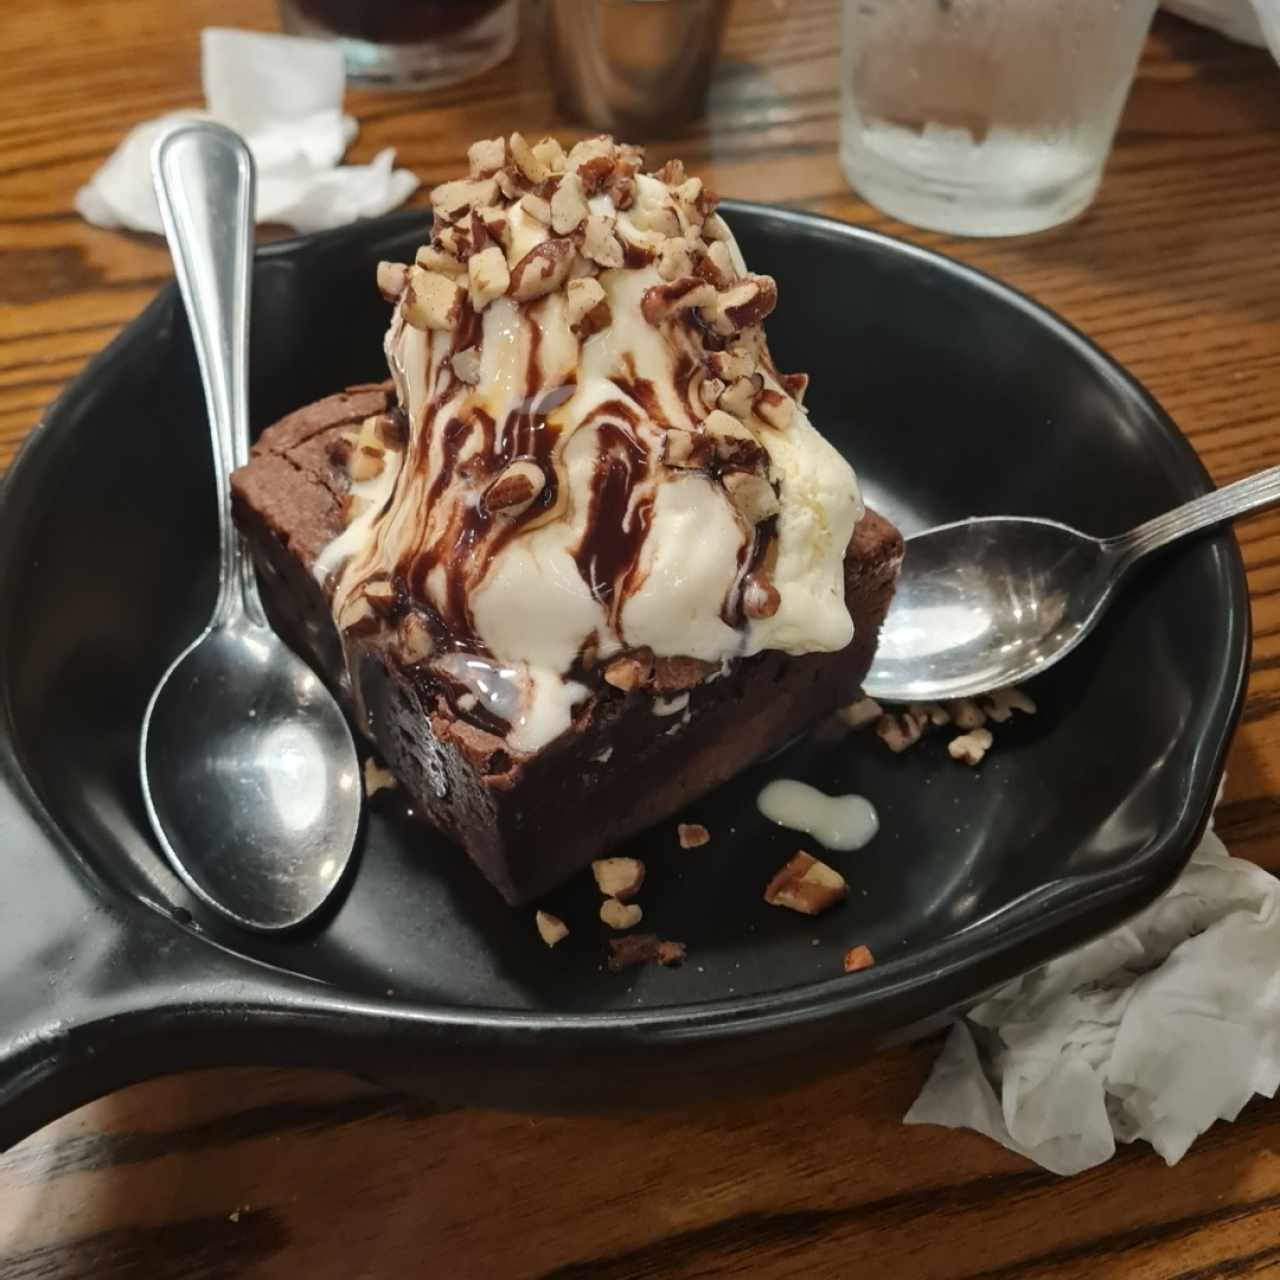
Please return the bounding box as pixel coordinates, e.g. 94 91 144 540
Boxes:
279 0 518 89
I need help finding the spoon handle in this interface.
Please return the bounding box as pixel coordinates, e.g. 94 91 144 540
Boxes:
1105 465 1280 568
152 123 264 628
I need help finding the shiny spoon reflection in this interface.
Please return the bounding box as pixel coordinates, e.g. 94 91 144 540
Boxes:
139 123 360 932
862 466 1280 703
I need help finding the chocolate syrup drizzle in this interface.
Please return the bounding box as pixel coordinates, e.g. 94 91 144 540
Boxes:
342 265 782 744
571 414 654 626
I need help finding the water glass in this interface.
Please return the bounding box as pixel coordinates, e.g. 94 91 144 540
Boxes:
839 0 1160 237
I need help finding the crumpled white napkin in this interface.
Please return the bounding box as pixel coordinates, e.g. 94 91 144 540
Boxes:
905 812 1280 1175
75 28 418 235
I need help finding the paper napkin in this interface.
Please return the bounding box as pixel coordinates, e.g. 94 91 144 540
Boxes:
74 28 419 235
905 811 1280 1175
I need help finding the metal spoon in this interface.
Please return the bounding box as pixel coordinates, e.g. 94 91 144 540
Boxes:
139 122 360 932
862 466 1280 704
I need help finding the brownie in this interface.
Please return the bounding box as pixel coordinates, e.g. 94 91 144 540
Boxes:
233 385 903 905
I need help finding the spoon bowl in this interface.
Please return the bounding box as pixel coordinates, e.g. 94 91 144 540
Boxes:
139 122 360 932
864 516 1115 702
863 464 1280 703
142 620 361 931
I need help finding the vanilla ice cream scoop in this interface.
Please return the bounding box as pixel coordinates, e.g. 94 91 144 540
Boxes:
316 134 862 753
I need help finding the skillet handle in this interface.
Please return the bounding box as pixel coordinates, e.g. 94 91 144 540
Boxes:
0 770 269 1149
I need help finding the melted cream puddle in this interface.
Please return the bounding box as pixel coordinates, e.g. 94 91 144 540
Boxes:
756 779 879 851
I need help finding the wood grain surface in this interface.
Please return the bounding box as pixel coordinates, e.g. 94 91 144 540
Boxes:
3 1 1280 1276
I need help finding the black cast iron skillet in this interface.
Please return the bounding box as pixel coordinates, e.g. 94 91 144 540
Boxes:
0 204 1248 1150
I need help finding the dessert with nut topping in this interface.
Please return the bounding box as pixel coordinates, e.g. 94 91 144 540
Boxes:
231 133 903 903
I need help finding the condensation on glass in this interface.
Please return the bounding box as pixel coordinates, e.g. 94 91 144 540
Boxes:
839 0 1160 236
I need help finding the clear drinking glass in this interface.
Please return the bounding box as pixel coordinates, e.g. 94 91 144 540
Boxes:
839 0 1160 237
279 0 519 90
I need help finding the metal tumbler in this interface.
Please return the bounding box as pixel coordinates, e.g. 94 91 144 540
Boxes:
545 0 733 137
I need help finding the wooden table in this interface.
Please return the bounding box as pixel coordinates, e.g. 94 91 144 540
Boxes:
3 2 1280 1275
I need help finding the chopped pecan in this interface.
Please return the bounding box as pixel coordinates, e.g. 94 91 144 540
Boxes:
702 212 732 242
577 153 616 194
518 192 552 225
677 823 710 849
415 243 466 279
949 728 994 765
504 238 576 302
764 851 848 916
875 709 928 753
535 910 569 948
641 276 718 324
723 471 780 524
495 166 522 201
509 131 550 184
600 897 643 930
484 460 546 515
754 387 795 431
550 171 589 235
467 208 492 253
780 371 809 404
478 207 510 248
606 933 661 971
467 136 506 178
704 240 737 286
363 757 396 797
837 696 883 730
566 276 611 336
606 166 636 210
531 136 567 174
653 654 717 693
698 374 727 411
983 687 1038 722
662 427 712 470
628 202 681 238
948 698 987 730
702 275 778 335
468 245 511 311
702 408 757 453
656 941 687 967
508 238 576 302
909 701 951 728
567 135 617 180
430 176 499 225
434 224 471 260
376 260 409 302
592 857 645 901
652 157 686 185
582 214 624 269
657 236 696 282
671 177 707 234
603 650 655 691
403 268 463 331
843 944 875 973
707 347 755 384
718 373 764 422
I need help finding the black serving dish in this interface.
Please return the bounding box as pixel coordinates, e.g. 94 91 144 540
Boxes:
0 205 1248 1149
